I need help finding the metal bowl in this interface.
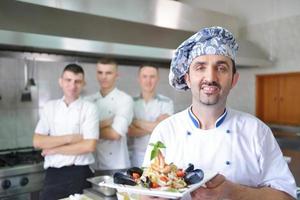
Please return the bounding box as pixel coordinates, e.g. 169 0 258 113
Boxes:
87 175 117 196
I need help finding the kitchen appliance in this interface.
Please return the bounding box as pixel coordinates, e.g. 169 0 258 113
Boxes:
83 170 127 200
0 147 45 200
87 176 117 196
20 60 32 102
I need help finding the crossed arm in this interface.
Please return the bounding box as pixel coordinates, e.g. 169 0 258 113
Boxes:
33 133 97 156
99 117 121 140
128 114 170 137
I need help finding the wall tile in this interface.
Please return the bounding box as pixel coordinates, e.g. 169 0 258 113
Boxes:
0 58 18 81
16 108 38 148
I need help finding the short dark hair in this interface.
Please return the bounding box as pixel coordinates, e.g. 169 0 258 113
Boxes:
232 59 236 74
138 63 159 73
97 58 118 66
62 63 84 76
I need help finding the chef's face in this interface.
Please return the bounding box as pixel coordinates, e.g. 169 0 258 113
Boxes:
96 63 118 91
59 71 85 101
184 55 239 107
138 66 159 93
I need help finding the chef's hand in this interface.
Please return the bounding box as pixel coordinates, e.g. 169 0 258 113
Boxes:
156 114 169 122
100 117 114 129
191 174 231 200
41 148 56 156
67 134 83 144
140 195 168 200
132 119 143 127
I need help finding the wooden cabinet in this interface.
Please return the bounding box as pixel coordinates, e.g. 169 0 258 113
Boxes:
256 72 300 125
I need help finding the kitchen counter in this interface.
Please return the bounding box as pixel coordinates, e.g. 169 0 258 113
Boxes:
83 188 117 200
61 189 117 200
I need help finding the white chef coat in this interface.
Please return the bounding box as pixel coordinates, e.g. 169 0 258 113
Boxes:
129 94 174 167
143 107 297 199
85 88 133 170
35 97 99 169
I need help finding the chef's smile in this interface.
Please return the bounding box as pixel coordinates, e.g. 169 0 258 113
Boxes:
200 81 221 96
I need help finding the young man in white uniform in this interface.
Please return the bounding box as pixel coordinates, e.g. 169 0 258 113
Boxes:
143 27 297 199
33 64 99 200
86 58 133 170
128 64 174 167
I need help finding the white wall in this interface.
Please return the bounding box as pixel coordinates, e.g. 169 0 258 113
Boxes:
227 15 300 115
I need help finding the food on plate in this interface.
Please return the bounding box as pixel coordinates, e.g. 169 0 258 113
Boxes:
113 141 204 191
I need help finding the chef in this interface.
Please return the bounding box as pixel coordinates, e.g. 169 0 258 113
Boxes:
33 63 99 199
128 64 174 167
143 26 297 199
85 58 133 171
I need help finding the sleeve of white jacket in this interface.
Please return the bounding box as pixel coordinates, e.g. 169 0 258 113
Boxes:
257 126 297 199
111 95 134 137
81 102 99 139
35 101 52 135
162 99 174 115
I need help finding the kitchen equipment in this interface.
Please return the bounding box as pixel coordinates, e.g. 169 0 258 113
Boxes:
83 188 117 200
60 194 93 200
28 59 36 86
20 60 31 102
0 147 45 199
87 176 117 196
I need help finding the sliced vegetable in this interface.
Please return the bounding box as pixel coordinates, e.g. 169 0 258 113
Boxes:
151 182 159 188
160 176 169 182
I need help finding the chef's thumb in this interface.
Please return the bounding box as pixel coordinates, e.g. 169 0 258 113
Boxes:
205 174 226 189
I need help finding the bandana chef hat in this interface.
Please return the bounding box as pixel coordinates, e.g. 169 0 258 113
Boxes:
169 26 239 90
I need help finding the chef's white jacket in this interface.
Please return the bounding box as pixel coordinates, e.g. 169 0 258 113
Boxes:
143 107 297 199
35 97 99 169
85 88 133 170
129 94 174 167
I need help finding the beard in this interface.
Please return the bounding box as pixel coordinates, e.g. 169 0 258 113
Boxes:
198 80 222 106
199 94 220 105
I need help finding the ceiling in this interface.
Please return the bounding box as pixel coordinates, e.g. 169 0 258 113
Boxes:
0 0 278 67
180 0 300 25
0 0 237 60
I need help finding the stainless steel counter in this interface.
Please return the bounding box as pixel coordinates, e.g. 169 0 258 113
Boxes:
83 188 117 200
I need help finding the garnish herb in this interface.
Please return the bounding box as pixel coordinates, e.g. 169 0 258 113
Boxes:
149 141 166 160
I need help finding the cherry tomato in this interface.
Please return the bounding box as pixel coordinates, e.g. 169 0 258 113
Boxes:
151 182 159 188
176 170 185 177
160 176 169 182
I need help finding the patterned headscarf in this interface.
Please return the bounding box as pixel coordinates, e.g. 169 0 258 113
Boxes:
169 26 239 90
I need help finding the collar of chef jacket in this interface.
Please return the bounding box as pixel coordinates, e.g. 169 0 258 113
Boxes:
188 106 227 129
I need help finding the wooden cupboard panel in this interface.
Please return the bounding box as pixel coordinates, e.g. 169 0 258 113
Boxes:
256 72 300 125
279 74 300 124
262 76 279 123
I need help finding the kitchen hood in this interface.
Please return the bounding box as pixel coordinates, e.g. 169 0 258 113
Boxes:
0 0 272 67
